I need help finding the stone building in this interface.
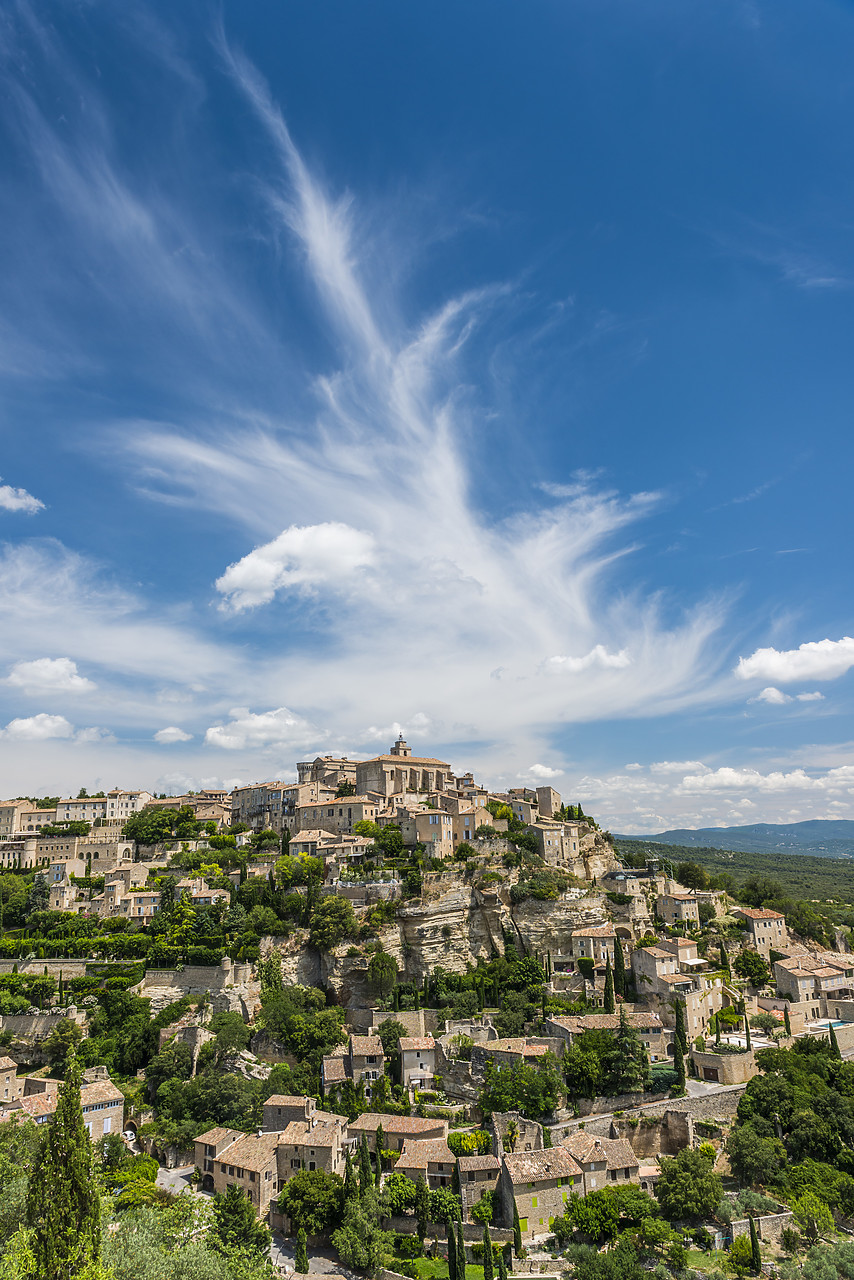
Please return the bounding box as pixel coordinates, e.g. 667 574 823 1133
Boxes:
732 907 788 956
355 738 455 798
499 1147 583 1239
559 1133 639 1194
656 891 701 926
399 1036 436 1089
395 1136 456 1189
347 1112 448 1152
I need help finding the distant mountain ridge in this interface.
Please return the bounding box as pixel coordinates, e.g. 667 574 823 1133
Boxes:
615 819 854 859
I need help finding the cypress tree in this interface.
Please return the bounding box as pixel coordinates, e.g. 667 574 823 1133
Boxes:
448 1220 458 1280
830 1022 842 1059
344 1150 358 1202
295 1228 309 1274
513 1201 522 1256
674 999 688 1056
674 1043 686 1089
749 1214 761 1274
715 1014 721 1047
456 1214 466 1280
744 1016 752 1051
415 1174 429 1239
26 1053 100 1280
613 939 626 998
482 1224 494 1280
720 942 730 976
359 1133 372 1193
375 1123 385 1184
603 956 615 1014
784 1004 791 1037
498 1246 509 1280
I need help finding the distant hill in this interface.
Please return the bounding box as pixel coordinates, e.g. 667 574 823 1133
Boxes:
615 820 854 859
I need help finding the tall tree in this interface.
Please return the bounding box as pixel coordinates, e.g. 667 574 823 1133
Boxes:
448 1219 458 1280
415 1174 429 1240
744 1016 752 1052
673 1000 688 1056
212 1182 272 1256
456 1213 466 1280
613 939 626 998
749 1215 761 1274
498 1247 509 1280
482 1224 494 1280
513 1201 522 1256
375 1123 385 1184
603 956 615 1015
829 1022 842 1059
783 1005 792 1037
295 1228 309 1274
359 1133 372 1193
344 1150 358 1203
26 1053 100 1280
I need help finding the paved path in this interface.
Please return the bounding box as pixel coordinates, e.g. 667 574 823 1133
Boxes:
270 1237 359 1280
155 1163 200 1194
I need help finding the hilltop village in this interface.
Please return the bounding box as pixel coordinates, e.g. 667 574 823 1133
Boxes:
1 737 853 1278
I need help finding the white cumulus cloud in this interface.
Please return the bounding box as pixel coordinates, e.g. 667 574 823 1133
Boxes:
6 657 95 694
528 763 563 779
2 713 74 740
797 691 825 702
544 646 632 675
750 686 791 705
216 523 376 611
154 726 193 744
205 706 322 752
0 479 43 515
736 636 854 684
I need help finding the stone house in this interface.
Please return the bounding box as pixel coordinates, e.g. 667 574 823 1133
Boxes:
559 1133 639 1195
196 1128 279 1214
545 1012 668 1063
0 1057 19 1104
499 1147 584 1239
347 1035 386 1093
348 1112 448 1153
570 924 616 966
459 1154 501 1220
395 1136 456 1189
732 907 788 956
277 1112 349 1178
355 737 456 798
656 891 700 927
399 1036 436 1089
16 1077 124 1142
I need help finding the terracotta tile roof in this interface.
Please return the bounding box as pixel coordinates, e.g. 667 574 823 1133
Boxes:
571 924 616 937
397 1138 455 1167
0 1057 17 1072
561 1133 638 1170
264 1095 307 1108
349 1036 385 1057
322 1057 348 1084
349 1113 447 1135
736 908 785 921
458 1154 500 1172
196 1127 244 1148
550 1013 662 1033
215 1131 280 1172
81 1080 124 1107
483 1038 548 1057
503 1148 582 1183
399 1037 435 1052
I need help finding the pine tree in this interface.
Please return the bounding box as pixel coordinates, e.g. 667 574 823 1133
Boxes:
613 939 626 998
603 956 615 1014
295 1227 309 1274
784 1004 792 1037
359 1133 372 1193
26 1053 100 1280
749 1214 761 1273
744 1015 752 1052
415 1174 429 1239
482 1225 494 1280
674 999 688 1056
830 1022 842 1059
456 1214 466 1280
448 1220 458 1280
513 1201 522 1256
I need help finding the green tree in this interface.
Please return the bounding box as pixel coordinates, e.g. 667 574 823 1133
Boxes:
43 1019 84 1077
829 1022 842 1059
725 1126 786 1187
26 1054 100 1280
415 1174 429 1240
784 1004 792 1036
428 1187 462 1224
331 1186 392 1276
603 957 615 1015
673 1000 688 1056
727 1234 753 1277
612 939 626 998
309 896 357 950
359 1133 372 1193
279 1170 344 1235
498 1247 508 1280
655 1147 722 1222
611 1009 649 1095
749 1215 761 1273
375 1123 384 1185
344 1151 358 1203
513 1201 522 1256
295 1228 309 1273
791 1190 834 1243
481 1224 494 1280
733 951 770 987
367 949 397 996
211 1182 271 1257
456 1213 466 1280
448 1220 458 1280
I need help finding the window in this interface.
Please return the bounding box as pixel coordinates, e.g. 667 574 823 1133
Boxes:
531 1196 538 1208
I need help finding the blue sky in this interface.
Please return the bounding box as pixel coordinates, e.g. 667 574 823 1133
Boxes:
0 0 853 831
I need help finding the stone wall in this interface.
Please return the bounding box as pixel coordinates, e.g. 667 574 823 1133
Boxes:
731 1211 794 1244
